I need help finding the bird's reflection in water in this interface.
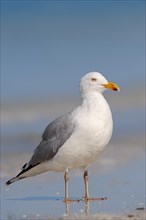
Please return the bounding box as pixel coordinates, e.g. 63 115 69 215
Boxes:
64 197 107 216
85 201 90 216
65 200 90 216
65 201 69 216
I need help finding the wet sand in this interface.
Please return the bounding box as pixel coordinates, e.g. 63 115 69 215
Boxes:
1 136 145 220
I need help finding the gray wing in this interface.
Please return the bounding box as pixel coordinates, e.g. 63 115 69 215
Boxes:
28 113 74 167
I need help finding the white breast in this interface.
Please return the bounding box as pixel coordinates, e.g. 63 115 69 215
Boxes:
46 93 113 171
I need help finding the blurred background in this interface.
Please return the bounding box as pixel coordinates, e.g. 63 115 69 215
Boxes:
1 0 145 169
1 1 145 218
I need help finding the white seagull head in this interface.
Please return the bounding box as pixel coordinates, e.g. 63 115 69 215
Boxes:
80 72 120 96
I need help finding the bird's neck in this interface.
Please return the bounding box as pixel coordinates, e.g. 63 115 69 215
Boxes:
81 92 109 113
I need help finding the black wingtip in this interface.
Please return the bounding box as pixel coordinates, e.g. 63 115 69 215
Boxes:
6 180 12 185
5 176 20 185
5 163 40 186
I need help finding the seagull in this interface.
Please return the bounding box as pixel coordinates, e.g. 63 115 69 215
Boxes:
6 72 119 202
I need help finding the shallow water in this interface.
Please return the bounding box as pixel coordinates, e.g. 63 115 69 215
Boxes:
1 153 145 219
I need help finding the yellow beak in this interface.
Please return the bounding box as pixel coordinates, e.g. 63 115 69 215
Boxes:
102 82 120 91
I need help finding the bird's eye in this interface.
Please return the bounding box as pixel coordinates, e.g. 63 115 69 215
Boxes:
91 78 97 82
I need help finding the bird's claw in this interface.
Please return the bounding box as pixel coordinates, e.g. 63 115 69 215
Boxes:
82 197 108 201
64 198 81 203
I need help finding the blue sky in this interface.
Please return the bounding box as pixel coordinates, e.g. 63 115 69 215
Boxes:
1 0 145 101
